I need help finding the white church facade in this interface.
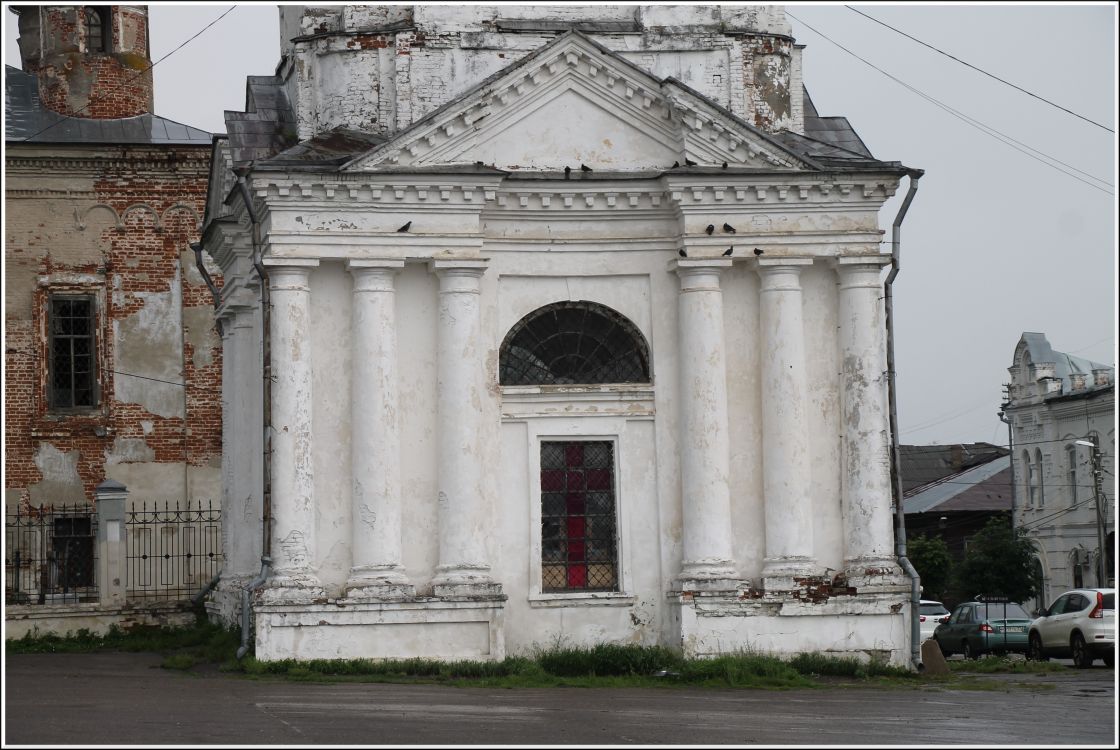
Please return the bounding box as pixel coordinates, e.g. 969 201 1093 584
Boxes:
202 5 922 665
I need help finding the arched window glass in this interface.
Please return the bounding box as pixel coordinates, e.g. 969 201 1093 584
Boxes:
1022 450 1034 506
1067 444 1079 506
1034 449 1044 507
85 7 110 53
499 301 650 386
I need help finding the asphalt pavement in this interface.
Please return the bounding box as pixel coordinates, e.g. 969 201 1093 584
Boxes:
4 652 1117 746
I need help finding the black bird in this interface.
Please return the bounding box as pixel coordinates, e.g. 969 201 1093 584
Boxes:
564 165 571 179
397 221 412 233
723 246 733 257
723 223 736 234
705 224 715 235
721 161 728 169
753 247 764 256
474 160 484 166
580 163 592 172
684 158 697 166
678 248 688 258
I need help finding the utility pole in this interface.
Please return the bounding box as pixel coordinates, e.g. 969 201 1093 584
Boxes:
1076 440 1109 587
999 384 1016 532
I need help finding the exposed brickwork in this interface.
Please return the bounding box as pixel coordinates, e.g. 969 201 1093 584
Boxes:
4 141 220 507
18 6 154 119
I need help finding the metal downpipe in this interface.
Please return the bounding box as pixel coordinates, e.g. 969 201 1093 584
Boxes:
235 168 274 660
885 169 923 668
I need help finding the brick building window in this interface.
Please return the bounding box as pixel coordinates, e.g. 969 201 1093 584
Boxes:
84 6 111 54
48 295 98 409
540 440 618 592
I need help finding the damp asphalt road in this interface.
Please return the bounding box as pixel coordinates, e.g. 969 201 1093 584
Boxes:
4 652 1116 746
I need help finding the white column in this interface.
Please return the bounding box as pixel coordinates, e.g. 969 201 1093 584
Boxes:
837 258 900 580
346 260 413 599
757 258 818 588
262 259 324 600
673 258 743 589
429 259 501 597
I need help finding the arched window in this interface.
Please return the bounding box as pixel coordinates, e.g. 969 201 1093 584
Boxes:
499 301 650 386
1034 449 1044 507
1067 444 1079 506
84 7 111 54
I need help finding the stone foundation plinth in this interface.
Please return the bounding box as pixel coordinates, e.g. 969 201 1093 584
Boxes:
669 588 912 667
253 597 506 662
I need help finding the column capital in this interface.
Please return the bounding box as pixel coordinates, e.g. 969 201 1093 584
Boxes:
428 258 489 277
348 259 404 292
835 255 892 268
672 258 732 292
264 258 318 290
756 257 814 270
347 258 406 272
756 258 812 291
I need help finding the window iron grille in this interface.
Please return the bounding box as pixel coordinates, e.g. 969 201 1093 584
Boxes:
540 440 619 592
49 295 98 409
500 301 650 386
5 504 98 605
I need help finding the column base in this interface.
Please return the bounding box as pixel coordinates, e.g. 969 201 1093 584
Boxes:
433 565 503 600
761 556 818 592
843 557 906 591
258 572 327 605
346 566 414 601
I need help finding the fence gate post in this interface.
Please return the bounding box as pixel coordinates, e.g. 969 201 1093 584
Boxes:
96 480 128 608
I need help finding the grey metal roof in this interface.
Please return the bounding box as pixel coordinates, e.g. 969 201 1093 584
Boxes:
224 75 297 166
1017 332 1114 397
4 65 211 145
899 442 1010 495
800 87 874 159
903 456 1012 515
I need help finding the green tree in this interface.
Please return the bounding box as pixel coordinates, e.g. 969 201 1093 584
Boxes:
907 534 953 600
954 516 1041 604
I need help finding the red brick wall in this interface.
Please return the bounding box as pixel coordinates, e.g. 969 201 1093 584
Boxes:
4 143 221 505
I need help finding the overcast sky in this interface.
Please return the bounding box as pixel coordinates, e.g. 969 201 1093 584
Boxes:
4 2 1116 448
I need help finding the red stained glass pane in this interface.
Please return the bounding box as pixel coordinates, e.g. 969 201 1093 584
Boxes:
567 565 587 588
586 469 611 490
565 471 585 491
541 470 564 491
566 494 585 515
565 443 583 467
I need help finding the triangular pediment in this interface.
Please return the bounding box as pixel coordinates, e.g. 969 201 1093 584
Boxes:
342 32 816 173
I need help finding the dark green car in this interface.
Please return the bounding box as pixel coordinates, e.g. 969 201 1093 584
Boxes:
932 600 1034 658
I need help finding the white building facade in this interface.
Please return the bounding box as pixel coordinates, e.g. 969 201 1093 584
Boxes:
1006 333 1116 608
203 5 919 665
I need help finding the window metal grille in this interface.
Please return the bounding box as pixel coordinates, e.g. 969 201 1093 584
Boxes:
500 301 650 386
540 440 618 592
85 7 109 53
5 504 98 605
49 296 97 409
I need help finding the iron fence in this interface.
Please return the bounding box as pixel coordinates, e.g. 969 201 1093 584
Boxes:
5 504 98 605
126 500 222 601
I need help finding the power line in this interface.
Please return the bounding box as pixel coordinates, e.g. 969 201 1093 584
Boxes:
786 11 1115 195
6 348 188 389
844 5 1115 134
19 6 238 142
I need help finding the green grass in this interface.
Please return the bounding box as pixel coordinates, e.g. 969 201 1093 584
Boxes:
5 613 241 671
10 625 1060 690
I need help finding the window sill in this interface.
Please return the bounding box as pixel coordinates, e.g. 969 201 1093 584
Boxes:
528 592 635 608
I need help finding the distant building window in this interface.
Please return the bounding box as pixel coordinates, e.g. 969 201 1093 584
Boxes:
1034 449 1044 507
49 295 98 409
1067 444 1078 507
1021 450 1034 507
85 7 111 53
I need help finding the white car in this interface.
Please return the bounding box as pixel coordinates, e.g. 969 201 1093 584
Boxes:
919 599 951 642
1028 588 1115 668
